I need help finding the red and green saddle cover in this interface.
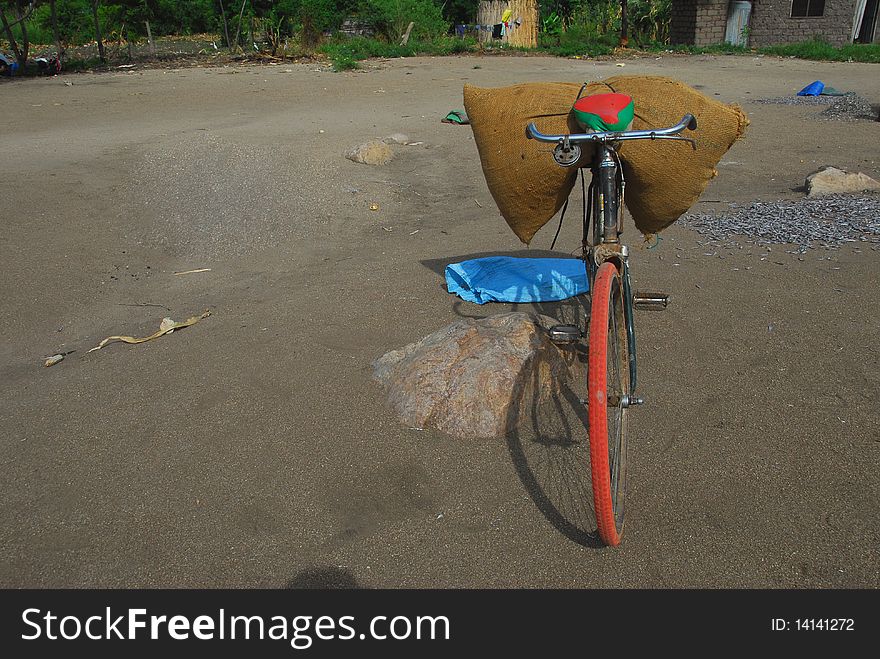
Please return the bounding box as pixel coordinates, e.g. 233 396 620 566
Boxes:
572 93 635 132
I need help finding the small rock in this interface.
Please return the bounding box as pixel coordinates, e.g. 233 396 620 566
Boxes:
344 140 394 166
806 167 880 197
383 133 410 145
373 313 577 439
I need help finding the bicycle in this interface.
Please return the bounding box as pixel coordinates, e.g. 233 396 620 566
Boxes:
526 89 697 546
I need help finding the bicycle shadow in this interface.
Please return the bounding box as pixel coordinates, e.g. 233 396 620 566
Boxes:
503 322 604 549
422 250 602 547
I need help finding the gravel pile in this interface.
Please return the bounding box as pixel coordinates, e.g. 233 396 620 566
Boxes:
819 94 877 121
754 95 837 106
754 93 877 121
681 193 880 252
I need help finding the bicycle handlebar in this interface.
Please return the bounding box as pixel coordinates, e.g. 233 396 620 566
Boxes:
526 114 698 146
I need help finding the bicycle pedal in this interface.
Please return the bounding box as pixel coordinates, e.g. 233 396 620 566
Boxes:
633 292 669 311
548 324 582 345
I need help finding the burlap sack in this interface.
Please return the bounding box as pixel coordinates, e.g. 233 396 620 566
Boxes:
464 77 748 242
463 82 584 244
587 76 749 235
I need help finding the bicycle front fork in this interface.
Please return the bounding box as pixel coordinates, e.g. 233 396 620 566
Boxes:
597 148 621 244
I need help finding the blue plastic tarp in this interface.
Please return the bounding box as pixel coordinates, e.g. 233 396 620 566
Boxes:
797 80 824 96
445 256 589 305
0 52 18 76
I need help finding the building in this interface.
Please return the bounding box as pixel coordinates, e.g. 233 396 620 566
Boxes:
670 0 880 48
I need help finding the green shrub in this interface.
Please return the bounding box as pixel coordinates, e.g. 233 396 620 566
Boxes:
6 4 53 46
628 0 671 45
358 0 449 43
438 34 476 54
541 11 562 38
39 0 92 44
556 0 671 47
569 0 619 39
538 25 616 57
332 52 360 70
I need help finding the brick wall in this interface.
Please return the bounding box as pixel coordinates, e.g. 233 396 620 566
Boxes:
671 0 730 45
748 0 856 47
670 0 858 47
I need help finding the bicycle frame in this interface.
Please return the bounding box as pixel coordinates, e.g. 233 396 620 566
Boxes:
588 141 638 393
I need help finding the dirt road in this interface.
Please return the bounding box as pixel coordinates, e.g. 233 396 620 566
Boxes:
1 52 878 587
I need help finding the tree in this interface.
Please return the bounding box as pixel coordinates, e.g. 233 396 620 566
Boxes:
0 0 38 68
217 0 232 47
89 0 105 62
619 0 628 47
442 0 477 24
231 0 247 51
48 0 62 60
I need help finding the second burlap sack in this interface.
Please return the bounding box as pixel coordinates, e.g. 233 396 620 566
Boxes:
590 76 749 235
464 76 749 243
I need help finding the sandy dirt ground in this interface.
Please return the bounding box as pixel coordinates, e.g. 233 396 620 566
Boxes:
1 52 878 588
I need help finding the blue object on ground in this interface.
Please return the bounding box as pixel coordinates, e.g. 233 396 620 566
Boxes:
445 256 589 305
0 52 17 76
797 80 825 96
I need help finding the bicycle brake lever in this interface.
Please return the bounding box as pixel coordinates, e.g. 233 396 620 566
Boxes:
648 135 697 151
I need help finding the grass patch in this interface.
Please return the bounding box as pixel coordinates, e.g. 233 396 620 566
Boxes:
643 38 880 62
330 53 360 71
761 39 880 63
645 42 751 55
319 35 479 71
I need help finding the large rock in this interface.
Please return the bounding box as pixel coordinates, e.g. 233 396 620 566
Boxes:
372 313 577 439
806 166 880 197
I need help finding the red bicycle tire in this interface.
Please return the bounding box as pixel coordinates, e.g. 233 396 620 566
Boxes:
588 261 629 547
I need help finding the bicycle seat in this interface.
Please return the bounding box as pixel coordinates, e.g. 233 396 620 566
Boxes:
573 93 634 133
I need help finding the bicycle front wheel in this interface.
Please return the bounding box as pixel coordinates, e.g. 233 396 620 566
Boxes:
588 261 630 546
